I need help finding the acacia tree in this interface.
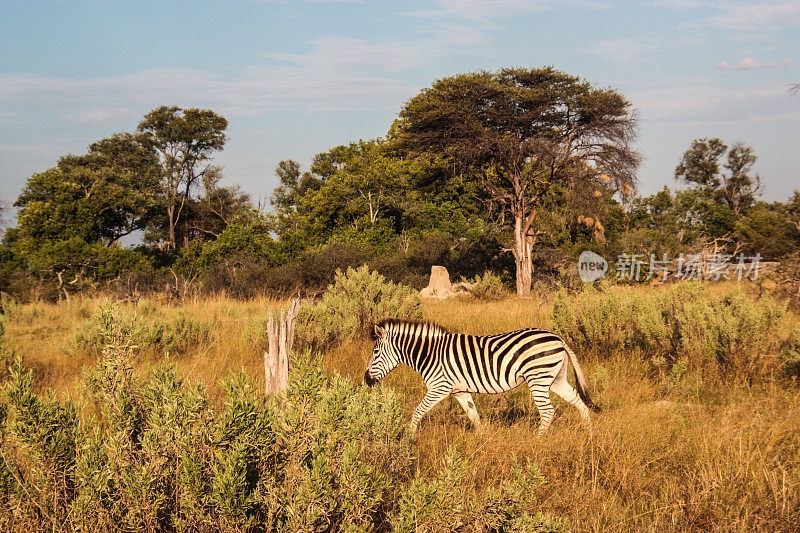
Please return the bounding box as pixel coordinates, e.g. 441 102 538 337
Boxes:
391 67 640 296
138 106 228 250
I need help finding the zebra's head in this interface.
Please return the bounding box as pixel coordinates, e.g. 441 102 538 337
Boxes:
365 323 402 387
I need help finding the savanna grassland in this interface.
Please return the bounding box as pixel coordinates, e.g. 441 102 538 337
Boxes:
1 280 799 532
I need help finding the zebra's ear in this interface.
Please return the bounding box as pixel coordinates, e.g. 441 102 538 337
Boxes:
373 324 386 339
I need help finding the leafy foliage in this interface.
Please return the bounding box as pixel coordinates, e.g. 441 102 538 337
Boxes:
2 100 799 304
675 138 761 214
137 106 229 251
393 447 567 532
0 305 569 531
72 302 211 355
296 265 422 348
464 271 510 300
13 134 159 247
551 283 791 381
392 67 641 296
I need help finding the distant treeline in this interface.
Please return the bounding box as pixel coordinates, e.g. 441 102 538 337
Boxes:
2 69 799 302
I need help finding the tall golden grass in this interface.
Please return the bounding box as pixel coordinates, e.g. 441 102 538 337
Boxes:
2 284 799 531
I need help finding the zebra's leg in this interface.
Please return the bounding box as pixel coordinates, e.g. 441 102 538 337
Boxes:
409 387 452 435
525 374 557 437
549 363 591 423
452 392 482 430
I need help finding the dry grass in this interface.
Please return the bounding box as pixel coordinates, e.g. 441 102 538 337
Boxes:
2 295 282 401
2 289 800 531
410 379 800 531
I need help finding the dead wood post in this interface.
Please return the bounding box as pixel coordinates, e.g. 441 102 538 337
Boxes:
265 299 300 396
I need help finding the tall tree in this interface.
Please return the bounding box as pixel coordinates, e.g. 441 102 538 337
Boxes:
138 106 228 250
674 138 727 189
391 67 640 296
723 143 761 214
331 140 407 225
13 133 159 246
675 138 762 215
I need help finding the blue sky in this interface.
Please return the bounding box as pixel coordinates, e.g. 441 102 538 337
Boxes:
1 0 798 220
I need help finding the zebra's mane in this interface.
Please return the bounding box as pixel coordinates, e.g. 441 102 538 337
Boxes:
373 319 450 339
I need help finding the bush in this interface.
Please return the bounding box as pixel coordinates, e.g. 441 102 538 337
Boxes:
371 232 454 289
449 229 514 282
104 264 171 300
0 306 416 530
392 447 567 532
258 243 372 297
296 265 422 348
551 282 792 381
72 302 211 356
465 271 510 300
0 305 570 531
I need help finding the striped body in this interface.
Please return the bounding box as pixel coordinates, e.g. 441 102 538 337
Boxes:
365 320 599 436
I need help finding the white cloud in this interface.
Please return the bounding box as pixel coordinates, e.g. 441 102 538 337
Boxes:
268 36 430 74
411 0 554 21
717 57 793 70
708 1 800 32
584 35 706 63
66 108 138 124
629 83 788 122
585 38 662 62
403 0 596 48
1 0 553 124
651 0 706 7
738 57 777 69
656 1 800 35
0 64 414 125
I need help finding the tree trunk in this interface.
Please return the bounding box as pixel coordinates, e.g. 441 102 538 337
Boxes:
513 213 533 297
264 299 300 396
167 204 176 250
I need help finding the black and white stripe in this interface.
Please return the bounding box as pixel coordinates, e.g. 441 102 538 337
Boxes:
365 319 599 436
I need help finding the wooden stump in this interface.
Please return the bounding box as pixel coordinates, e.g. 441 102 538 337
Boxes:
264 299 300 396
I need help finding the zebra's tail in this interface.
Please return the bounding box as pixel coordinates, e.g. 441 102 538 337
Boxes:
563 342 601 413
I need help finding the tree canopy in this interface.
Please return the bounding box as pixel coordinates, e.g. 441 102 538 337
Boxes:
675 137 762 215
13 133 159 247
2 86 798 303
138 106 228 250
391 67 640 295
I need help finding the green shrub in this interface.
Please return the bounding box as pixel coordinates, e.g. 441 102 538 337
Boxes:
465 271 509 300
0 310 412 530
296 265 422 348
392 447 565 533
72 302 211 355
1 307 567 530
3 359 79 527
551 282 791 381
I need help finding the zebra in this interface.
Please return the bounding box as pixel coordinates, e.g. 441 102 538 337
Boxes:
364 319 600 436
